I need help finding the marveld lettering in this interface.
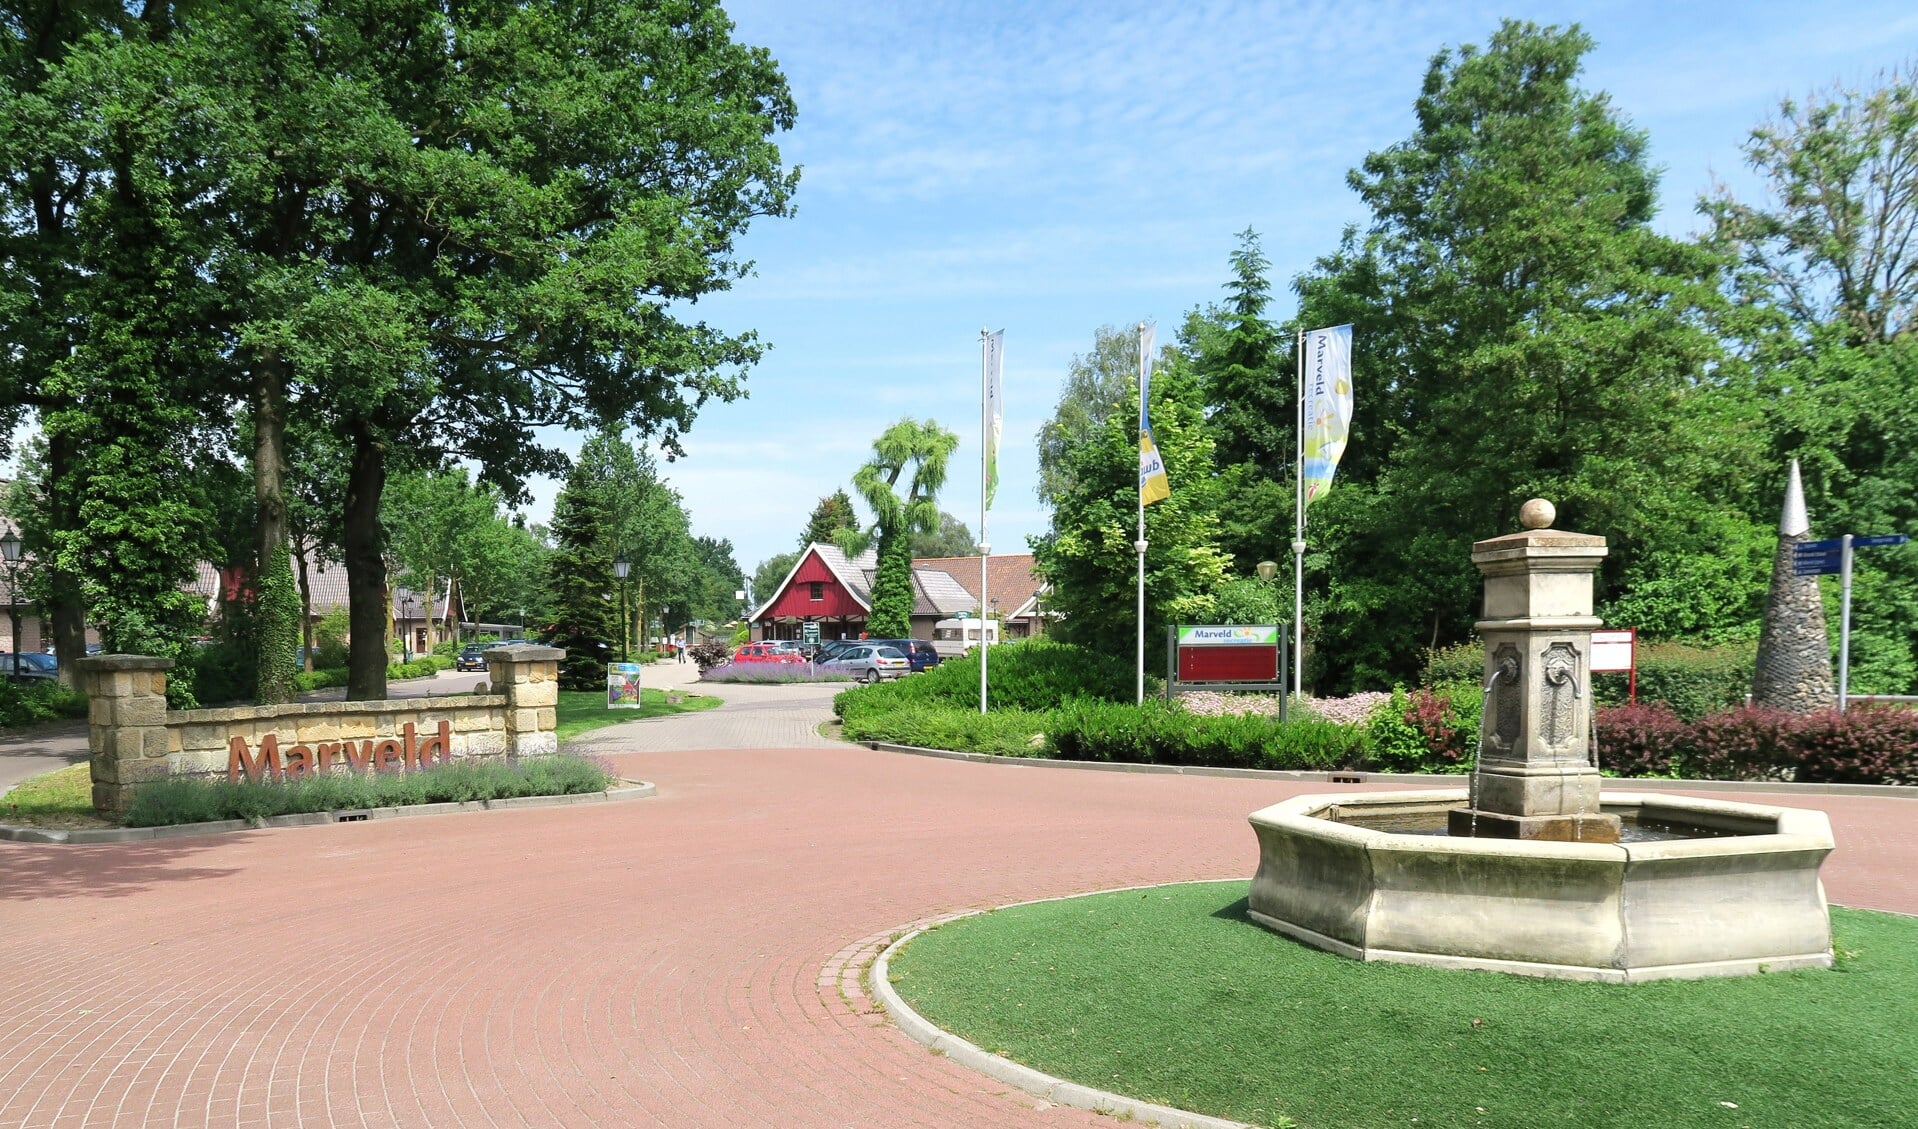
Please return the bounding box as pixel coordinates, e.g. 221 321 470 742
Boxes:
228 720 452 783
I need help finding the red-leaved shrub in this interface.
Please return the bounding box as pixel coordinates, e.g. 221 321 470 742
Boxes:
1405 687 1472 768
1594 701 1687 778
1685 704 1803 781
1795 705 1918 785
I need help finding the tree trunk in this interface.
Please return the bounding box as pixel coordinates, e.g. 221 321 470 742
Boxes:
343 422 389 700
294 532 314 671
253 353 297 703
43 431 88 686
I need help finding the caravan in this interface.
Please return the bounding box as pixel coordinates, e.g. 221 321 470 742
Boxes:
931 616 999 659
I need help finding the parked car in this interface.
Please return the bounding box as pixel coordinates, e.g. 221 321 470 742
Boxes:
865 638 942 673
819 644 910 684
2 651 58 682
454 646 490 672
812 639 859 663
733 642 806 665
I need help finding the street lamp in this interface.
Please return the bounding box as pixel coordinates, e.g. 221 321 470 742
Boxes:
1 531 21 679
400 593 415 663
613 552 632 661
1255 560 1278 582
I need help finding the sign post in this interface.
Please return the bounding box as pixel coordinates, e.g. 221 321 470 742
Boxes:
1589 628 1637 702
1165 624 1289 722
1791 532 1908 710
606 661 642 709
801 620 820 646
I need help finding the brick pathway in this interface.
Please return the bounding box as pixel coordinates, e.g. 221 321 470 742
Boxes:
3 690 1915 1127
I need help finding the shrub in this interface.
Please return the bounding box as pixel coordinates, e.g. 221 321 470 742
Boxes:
0 679 90 729
1685 704 1802 781
1422 639 1756 721
1796 705 1918 785
842 703 1051 757
1361 687 1479 774
689 642 732 672
835 640 1134 721
124 754 617 827
1047 698 1366 771
1592 701 1688 777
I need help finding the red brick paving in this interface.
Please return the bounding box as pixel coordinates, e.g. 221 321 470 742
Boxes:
3 745 1915 1128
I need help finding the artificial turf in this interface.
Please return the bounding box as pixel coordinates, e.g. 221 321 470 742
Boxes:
886 882 1916 1129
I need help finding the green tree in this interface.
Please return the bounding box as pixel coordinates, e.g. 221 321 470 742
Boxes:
1709 65 1918 690
1034 328 1232 656
542 458 615 690
751 551 799 611
1036 325 1137 507
799 489 859 550
1196 230 1294 568
383 468 520 648
1291 20 1740 690
847 419 960 638
910 511 980 558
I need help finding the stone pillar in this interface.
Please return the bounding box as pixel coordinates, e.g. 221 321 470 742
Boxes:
1752 459 1835 712
484 644 564 758
1448 500 1622 844
76 655 176 813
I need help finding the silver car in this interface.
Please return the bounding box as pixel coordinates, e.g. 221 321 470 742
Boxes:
820 644 910 684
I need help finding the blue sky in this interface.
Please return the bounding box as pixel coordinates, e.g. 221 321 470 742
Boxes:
597 0 1918 582
13 2 1917 584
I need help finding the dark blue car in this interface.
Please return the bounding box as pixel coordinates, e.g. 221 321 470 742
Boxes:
864 639 941 673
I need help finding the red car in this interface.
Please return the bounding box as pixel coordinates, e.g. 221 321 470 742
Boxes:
732 642 805 665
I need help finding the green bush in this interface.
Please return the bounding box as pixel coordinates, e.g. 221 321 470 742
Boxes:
290 654 451 693
1047 698 1366 771
0 679 90 729
841 703 1052 756
1422 639 1755 721
1362 687 1480 774
835 640 1134 722
124 754 617 827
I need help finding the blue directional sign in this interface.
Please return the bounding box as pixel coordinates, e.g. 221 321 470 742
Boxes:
1793 553 1843 576
1795 538 1845 552
1853 534 1910 548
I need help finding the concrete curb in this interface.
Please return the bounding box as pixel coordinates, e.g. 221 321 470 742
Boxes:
0 779 657 845
868 888 1253 1129
859 741 1918 798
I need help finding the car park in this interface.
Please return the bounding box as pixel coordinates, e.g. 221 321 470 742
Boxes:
818 644 910 684
864 638 942 673
455 646 489 672
733 642 806 665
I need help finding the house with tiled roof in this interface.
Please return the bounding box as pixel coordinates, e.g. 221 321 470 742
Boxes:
748 543 1049 646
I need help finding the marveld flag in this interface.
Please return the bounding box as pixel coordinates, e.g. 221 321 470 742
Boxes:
984 329 1004 510
1138 323 1171 506
1301 324 1353 508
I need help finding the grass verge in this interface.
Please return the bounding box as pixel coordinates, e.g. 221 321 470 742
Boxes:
887 882 1915 1129
2 762 97 827
555 686 720 742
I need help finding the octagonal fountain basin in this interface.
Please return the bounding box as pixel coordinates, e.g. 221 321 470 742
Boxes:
1247 790 1835 983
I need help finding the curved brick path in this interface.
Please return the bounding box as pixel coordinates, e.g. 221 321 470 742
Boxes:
4 686 1916 1128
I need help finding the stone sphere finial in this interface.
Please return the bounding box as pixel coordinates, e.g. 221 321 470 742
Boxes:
1519 498 1556 530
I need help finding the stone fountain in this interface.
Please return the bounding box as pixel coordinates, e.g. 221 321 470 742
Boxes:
1246 501 1835 982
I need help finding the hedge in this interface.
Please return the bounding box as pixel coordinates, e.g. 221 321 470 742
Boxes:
0 679 89 729
1595 702 1918 785
840 703 1052 757
292 654 452 693
834 640 1134 722
1423 639 1755 720
1047 698 1367 771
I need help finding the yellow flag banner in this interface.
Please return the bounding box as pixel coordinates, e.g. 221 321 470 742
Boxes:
1140 429 1171 506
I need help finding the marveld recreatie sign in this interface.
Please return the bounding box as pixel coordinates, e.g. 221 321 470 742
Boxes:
1175 625 1280 683
228 721 453 783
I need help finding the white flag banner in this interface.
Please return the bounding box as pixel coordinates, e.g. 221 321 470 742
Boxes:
985 329 1004 510
1301 324 1354 508
1138 323 1169 505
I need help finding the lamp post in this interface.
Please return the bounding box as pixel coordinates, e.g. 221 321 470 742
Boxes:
613 552 632 661
1 531 21 679
400 594 415 663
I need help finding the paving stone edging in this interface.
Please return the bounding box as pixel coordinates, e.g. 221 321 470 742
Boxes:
868 886 1254 1129
859 741 1918 798
0 779 656 845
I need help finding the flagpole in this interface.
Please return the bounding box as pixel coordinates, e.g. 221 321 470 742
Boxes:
1135 322 1148 706
979 326 990 715
1292 327 1305 701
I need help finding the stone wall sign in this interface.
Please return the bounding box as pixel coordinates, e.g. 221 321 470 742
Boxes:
76 644 566 813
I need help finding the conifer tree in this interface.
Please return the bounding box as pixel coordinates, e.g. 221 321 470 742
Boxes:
542 460 616 690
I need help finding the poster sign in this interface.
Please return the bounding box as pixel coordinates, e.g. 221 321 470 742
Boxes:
606 662 642 709
1175 625 1280 683
1589 630 1635 674
802 621 820 644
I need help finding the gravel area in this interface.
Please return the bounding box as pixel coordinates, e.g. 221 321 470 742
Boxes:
1176 689 1390 725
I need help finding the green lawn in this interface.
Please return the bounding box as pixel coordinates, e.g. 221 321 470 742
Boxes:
888 882 1917 1129
555 686 720 742
2 761 93 823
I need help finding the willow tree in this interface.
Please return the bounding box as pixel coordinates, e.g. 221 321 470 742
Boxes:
846 420 959 638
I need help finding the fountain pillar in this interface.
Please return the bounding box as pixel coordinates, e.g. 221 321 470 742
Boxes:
1447 499 1621 843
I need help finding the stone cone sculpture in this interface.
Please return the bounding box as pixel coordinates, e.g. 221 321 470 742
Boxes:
1752 459 1835 712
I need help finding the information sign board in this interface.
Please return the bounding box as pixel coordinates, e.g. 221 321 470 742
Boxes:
802 621 820 644
1175 625 1280 683
1589 629 1635 673
606 662 642 709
